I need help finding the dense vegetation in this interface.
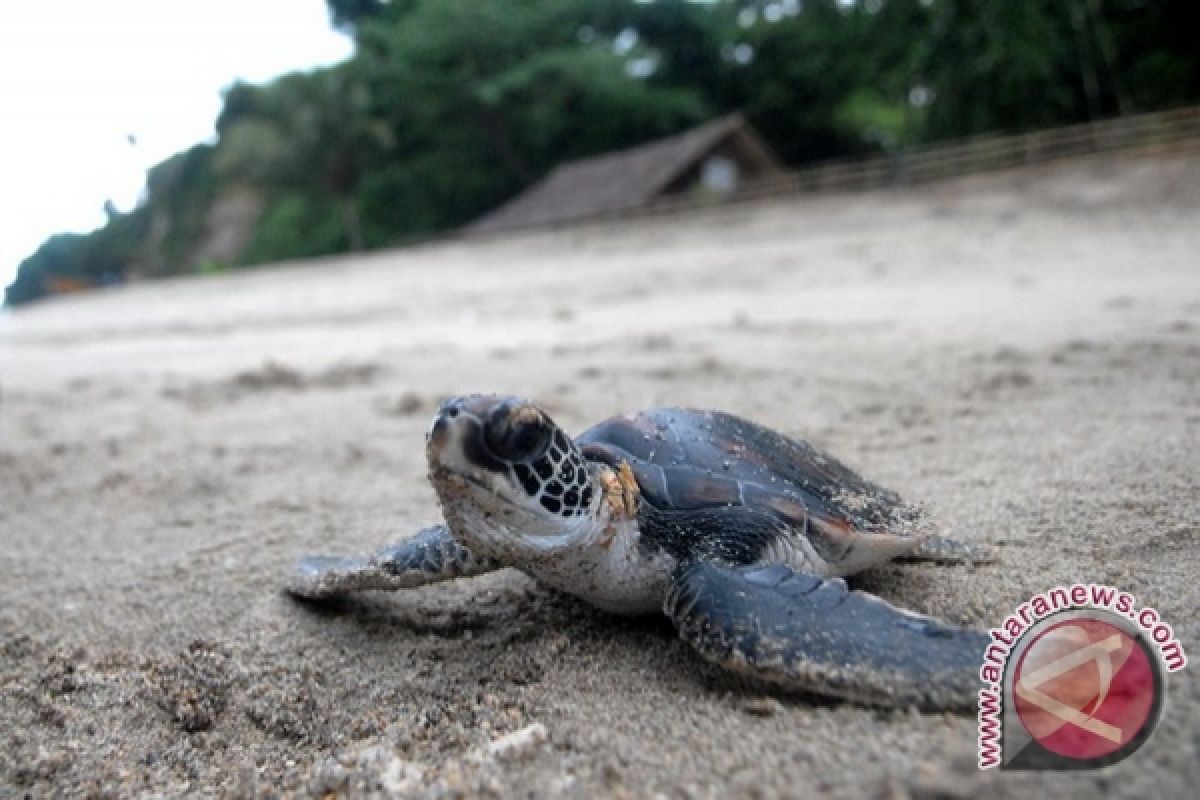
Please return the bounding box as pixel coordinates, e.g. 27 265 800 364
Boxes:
7 0 1198 306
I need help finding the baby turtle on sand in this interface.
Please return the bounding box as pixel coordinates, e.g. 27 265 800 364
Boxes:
287 395 991 710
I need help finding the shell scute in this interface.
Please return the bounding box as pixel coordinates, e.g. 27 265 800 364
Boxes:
578 408 919 539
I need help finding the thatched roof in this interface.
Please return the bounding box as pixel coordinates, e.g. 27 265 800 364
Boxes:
469 113 781 234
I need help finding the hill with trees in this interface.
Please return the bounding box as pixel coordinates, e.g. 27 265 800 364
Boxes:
6 0 1198 306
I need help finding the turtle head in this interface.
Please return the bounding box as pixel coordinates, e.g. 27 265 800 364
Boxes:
425 395 600 557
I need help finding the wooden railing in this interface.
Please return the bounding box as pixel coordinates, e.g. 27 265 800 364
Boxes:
633 105 1200 217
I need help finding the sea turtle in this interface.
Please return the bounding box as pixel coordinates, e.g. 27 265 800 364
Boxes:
286 395 991 710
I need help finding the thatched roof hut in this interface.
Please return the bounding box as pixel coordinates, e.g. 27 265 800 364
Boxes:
469 113 782 234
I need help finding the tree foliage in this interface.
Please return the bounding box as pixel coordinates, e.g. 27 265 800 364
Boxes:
8 0 1199 306
215 66 394 251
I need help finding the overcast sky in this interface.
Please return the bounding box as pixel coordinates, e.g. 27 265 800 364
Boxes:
0 1 353 294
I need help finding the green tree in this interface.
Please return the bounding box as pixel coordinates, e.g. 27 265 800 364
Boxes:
5 206 149 306
351 0 707 231
215 66 393 251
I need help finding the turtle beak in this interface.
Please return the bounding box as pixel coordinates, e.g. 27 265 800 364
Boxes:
426 395 510 474
427 397 463 455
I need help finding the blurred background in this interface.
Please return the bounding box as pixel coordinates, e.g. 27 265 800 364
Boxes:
3 0 1198 306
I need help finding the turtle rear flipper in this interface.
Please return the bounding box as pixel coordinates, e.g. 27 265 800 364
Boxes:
285 525 499 599
665 562 988 711
895 534 998 566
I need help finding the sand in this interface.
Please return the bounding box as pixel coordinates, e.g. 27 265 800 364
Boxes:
1 152 1197 798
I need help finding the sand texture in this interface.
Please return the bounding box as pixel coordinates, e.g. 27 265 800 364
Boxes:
1 153 1197 797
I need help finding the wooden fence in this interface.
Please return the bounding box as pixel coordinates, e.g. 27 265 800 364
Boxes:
632 104 1200 218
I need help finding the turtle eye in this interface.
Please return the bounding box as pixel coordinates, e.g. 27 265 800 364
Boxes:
484 405 551 462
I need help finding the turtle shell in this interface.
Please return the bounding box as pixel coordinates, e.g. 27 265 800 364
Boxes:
577 408 923 568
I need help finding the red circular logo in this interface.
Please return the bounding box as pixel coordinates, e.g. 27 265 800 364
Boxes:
1012 617 1157 761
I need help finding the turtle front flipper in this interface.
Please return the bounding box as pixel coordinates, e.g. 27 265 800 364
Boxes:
285 525 500 599
664 561 988 711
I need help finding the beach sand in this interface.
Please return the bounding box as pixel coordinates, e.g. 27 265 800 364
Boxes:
1 152 1197 797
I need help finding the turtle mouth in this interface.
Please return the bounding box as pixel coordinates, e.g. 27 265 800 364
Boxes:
428 460 586 555
428 462 502 497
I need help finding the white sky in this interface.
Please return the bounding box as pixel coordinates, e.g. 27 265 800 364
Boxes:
0 1 353 293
